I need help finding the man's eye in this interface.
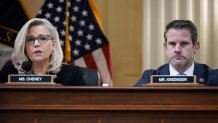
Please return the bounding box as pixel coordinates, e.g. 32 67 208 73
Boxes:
181 42 189 45
169 43 175 46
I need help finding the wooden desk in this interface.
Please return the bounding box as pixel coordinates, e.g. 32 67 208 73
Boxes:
1 85 218 123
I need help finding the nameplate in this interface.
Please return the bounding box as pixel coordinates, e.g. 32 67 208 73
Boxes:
151 75 196 84
8 74 54 84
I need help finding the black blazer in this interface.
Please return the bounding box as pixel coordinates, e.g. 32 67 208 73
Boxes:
206 69 218 86
135 63 211 86
0 63 87 86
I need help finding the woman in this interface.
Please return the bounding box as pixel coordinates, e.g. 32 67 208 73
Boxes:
0 18 87 86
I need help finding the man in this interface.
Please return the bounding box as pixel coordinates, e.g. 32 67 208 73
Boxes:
135 20 211 86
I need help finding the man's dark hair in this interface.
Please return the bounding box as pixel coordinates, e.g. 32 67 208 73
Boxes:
164 20 198 44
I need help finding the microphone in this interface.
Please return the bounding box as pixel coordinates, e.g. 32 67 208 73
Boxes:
20 61 32 74
22 61 31 71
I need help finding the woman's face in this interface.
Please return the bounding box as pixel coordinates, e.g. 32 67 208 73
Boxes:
25 25 56 64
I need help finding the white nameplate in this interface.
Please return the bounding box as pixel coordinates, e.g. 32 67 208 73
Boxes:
8 74 54 84
151 75 196 84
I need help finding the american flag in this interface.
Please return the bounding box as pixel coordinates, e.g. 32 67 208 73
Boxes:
36 0 112 86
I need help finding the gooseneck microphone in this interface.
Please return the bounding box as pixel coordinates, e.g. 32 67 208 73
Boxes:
19 61 32 74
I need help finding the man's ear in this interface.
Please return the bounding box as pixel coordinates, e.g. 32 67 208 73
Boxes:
194 41 200 54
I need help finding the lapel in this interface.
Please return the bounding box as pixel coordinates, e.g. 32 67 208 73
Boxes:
156 64 170 75
193 63 209 83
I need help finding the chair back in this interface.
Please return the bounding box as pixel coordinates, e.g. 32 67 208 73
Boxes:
78 67 100 86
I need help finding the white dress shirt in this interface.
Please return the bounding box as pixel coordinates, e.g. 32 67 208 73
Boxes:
169 62 194 76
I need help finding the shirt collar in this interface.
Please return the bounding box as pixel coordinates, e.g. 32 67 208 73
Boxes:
169 62 194 76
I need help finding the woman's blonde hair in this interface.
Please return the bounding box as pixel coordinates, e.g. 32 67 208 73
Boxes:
12 18 63 73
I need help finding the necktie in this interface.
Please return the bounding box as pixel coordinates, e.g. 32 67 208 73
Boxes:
177 73 186 76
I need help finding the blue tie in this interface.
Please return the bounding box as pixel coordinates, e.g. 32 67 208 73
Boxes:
177 73 186 76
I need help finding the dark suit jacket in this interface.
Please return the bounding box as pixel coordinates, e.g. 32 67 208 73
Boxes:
135 63 211 86
0 63 87 86
206 69 218 86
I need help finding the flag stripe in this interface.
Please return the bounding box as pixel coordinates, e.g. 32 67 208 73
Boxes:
83 53 98 69
92 48 112 85
74 57 87 68
102 45 112 75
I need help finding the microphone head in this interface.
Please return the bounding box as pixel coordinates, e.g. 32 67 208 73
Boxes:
21 61 32 71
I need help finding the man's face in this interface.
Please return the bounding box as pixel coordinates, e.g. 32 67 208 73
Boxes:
164 28 199 69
